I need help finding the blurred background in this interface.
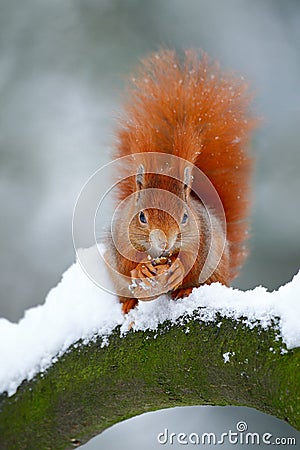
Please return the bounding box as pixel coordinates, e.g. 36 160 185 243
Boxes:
0 0 299 448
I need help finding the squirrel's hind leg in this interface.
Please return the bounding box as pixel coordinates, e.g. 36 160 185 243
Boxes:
120 297 138 314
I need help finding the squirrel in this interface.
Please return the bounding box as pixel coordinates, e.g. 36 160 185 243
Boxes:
104 49 258 314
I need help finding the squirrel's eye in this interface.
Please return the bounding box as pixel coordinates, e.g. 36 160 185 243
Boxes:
181 212 188 225
139 211 147 224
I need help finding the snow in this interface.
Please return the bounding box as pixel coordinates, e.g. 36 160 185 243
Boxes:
0 244 299 397
223 352 235 363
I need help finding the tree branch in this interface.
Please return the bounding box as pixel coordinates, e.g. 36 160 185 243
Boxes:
0 314 299 449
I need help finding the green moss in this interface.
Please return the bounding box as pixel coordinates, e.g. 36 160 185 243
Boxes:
0 316 299 449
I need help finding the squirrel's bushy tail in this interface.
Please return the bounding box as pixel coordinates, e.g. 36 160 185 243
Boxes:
115 50 258 280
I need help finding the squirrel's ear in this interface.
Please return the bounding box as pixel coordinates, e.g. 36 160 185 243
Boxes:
136 164 145 190
183 166 193 200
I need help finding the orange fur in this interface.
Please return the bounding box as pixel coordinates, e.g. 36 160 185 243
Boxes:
114 50 257 280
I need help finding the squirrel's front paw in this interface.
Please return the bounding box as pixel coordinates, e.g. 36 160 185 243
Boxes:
130 258 185 300
163 257 185 292
129 262 160 299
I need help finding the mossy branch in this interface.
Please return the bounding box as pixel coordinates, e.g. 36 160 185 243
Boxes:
0 314 299 450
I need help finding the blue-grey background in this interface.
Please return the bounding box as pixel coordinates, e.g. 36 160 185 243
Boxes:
0 0 299 448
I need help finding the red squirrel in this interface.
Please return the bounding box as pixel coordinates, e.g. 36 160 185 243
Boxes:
105 50 257 314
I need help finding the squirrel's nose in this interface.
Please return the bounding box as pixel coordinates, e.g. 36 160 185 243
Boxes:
149 229 167 258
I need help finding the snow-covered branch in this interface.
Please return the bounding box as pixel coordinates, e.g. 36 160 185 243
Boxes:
0 246 299 448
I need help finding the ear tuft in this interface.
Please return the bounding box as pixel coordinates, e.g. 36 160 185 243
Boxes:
183 166 193 200
136 164 145 189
